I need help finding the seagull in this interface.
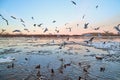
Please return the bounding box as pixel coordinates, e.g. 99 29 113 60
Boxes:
77 24 79 27
0 29 6 34
93 27 100 30
33 24 36 27
52 20 56 23
22 23 26 27
0 14 8 25
71 0 76 5
2 18 9 25
51 68 54 75
55 27 59 33
12 30 21 33
84 23 89 29
31 17 34 20
20 18 24 23
35 64 40 69
82 15 85 19
55 29 59 33
66 37 69 41
103 30 109 34
66 27 72 32
96 5 98 9
100 67 105 72
84 37 94 44
24 28 30 32
114 24 120 33
38 23 43 27
11 16 16 19
65 23 68 26
43 28 48 33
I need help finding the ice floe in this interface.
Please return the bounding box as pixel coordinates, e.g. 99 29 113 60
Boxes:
87 41 120 51
0 56 15 63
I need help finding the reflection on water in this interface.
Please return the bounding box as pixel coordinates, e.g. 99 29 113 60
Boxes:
0 36 120 80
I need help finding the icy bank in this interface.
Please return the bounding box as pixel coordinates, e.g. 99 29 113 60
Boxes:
87 41 120 51
0 56 14 63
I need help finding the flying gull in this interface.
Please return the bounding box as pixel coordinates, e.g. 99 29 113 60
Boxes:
96 5 98 9
12 30 21 33
43 28 48 33
11 16 16 19
84 23 89 29
0 14 9 25
38 23 43 27
20 18 25 23
84 37 94 44
93 27 100 30
52 20 56 23
66 27 72 32
71 1 76 5
114 24 120 33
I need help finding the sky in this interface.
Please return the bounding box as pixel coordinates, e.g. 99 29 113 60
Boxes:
0 0 120 35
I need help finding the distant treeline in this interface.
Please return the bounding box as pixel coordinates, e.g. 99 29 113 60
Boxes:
0 32 119 37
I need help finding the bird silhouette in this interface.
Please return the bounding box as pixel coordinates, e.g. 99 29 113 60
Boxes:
52 20 56 23
22 23 26 27
82 15 85 19
71 1 76 5
55 27 59 33
33 24 36 27
114 24 120 33
77 24 79 27
11 16 16 19
65 23 68 26
35 64 40 69
24 28 30 32
38 23 43 27
43 28 48 33
31 17 34 20
66 27 72 32
96 5 98 8
20 18 24 23
0 29 6 34
12 30 21 33
93 27 100 30
3 18 9 25
0 14 9 25
84 37 94 44
84 23 89 29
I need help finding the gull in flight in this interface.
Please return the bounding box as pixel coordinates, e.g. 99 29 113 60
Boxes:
96 5 98 9
66 27 72 32
0 14 8 25
93 27 100 30
52 20 56 23
24 28 30 32
84 23 89 29
31 17 34 20
84 37 94 44
13 30 21 33
71 1 76 5
43 28 48 33
20 18 25 23
0 29 6 34
82 15 85 19
38 23 43 27
11 16 16 19
114 24 120 33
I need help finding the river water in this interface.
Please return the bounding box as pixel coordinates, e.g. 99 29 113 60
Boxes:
0 36 120 80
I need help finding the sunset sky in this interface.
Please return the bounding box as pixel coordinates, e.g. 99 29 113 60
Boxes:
0 0 120 35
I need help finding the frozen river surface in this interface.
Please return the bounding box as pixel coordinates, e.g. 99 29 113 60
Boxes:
0 36 120 80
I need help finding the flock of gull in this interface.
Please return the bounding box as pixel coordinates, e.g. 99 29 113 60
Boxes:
0 1 120 35
0 1 120 80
